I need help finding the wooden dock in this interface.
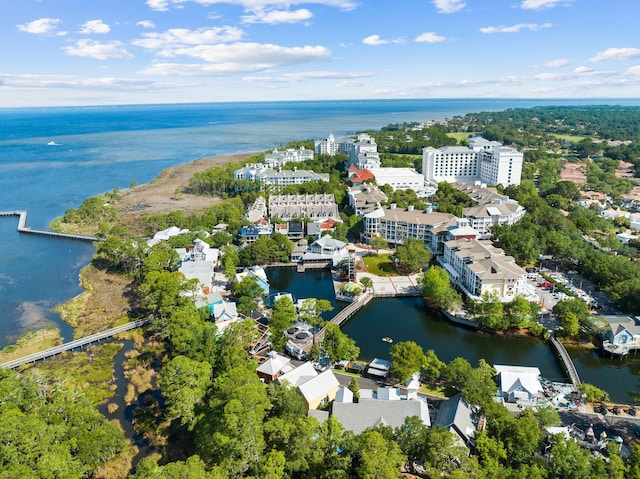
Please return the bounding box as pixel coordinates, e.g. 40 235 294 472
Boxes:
0 210 99 242
0 317 153 369
549 333 581 387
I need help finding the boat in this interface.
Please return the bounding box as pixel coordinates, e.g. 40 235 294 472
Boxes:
382 337 393 343
47 141 60 146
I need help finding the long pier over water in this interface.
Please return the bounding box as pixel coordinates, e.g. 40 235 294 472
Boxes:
0 211 99 242
549 333 581 387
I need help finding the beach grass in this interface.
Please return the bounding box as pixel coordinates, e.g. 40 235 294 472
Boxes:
0 328 61 363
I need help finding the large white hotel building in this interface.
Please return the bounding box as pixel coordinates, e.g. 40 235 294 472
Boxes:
422 137 523 187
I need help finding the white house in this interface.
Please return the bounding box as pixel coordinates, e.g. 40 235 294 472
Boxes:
264 147 314 168
302 235 349 266
278 362 340 410
494 365 543 404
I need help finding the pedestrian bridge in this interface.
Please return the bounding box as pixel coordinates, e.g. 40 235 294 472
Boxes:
0 317 153 369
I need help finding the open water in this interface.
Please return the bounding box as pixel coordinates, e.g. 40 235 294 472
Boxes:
2 99 639 400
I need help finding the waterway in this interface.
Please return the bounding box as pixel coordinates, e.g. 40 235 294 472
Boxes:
266 267 639 403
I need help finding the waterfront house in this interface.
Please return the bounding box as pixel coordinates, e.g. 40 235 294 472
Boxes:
302 235 349 267
601 315 640 356
147 225 189 247
331 386 431 434
494 365 544 404
235 266 270 296
434 393 479 447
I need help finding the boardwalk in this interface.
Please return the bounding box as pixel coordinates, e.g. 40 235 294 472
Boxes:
312 292 373 345
0 317 153 369
0 211 99 242
549 333 581 387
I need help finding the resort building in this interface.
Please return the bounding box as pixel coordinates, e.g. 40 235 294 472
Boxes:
439 238 527 302
368 167 425 191
347 184 388 216
302 235 349 267
454 183 526 239
422 136 523 186
363 204 459 254
314 133 381 169
268 194 340 222
234 163 329 190
263 147 313 168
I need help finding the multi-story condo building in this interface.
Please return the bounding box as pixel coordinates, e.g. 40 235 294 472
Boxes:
234 164 329 190
264 147 314 168
347 184 388 216
422 136 523 186
363 204 459 254
268 194 340 222
315 133 381 169
368 167 425 191
439 238 527 302
454 183 526 239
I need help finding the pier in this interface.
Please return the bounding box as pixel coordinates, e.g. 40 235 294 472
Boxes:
549 333 581 387
0 317 153 369
0 211 99 242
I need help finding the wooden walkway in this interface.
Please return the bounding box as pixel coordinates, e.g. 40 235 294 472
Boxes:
0 211 99 242
0 317 153 369
312 292 373 345
549 333 581 387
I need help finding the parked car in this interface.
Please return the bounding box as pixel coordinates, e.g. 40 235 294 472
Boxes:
613 405 623 415
628 405 637 416
598 403 609 415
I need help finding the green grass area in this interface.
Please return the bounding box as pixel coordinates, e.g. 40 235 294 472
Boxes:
362 254 400 276
446 132 478 143
550 134 588 143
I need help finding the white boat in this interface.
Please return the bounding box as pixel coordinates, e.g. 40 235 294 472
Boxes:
47 141 60 146
382 337 393 343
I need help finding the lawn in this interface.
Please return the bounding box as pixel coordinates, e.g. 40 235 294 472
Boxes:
551 133 588 143
446 132 478 143
362 254 400 276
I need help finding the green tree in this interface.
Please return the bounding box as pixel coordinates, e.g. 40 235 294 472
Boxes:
322 323 360 362
393 238 431 273
370 236 388 255
298 298 333 329
580 382 610 402
360 276 373 292
221 245 239 279
232 275 266 316
348 376 360 400
444 357 473 392
356 430 405 479
139 270 192 322
160 355 212 425
389 341 426 383
419 266 461 310
268 295 296 351
423 348 446 381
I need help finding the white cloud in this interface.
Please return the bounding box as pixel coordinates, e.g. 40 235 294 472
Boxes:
79 20 111 34
362 35 403 46
521 0 571 9
542 58 570 67
146 0 357 12
415 32 446 43
336 80 366 88
480 23 552 34
244 70 375 83
64 40 134 60
140 43 331 75
626 66 640 76
137 20 156 29
133 26 244 50
17 18 62 35
242 8 313 24
573 66 593 74
432 0 465 14
589 47 640 63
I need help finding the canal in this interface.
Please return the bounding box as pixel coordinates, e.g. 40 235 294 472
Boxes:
266 267 639 403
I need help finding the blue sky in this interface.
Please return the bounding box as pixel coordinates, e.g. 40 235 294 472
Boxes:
3 0 640 106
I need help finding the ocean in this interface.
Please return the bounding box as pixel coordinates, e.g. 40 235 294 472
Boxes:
1 98 638 348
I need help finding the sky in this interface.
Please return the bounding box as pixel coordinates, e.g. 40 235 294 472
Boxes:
2 0 640 107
